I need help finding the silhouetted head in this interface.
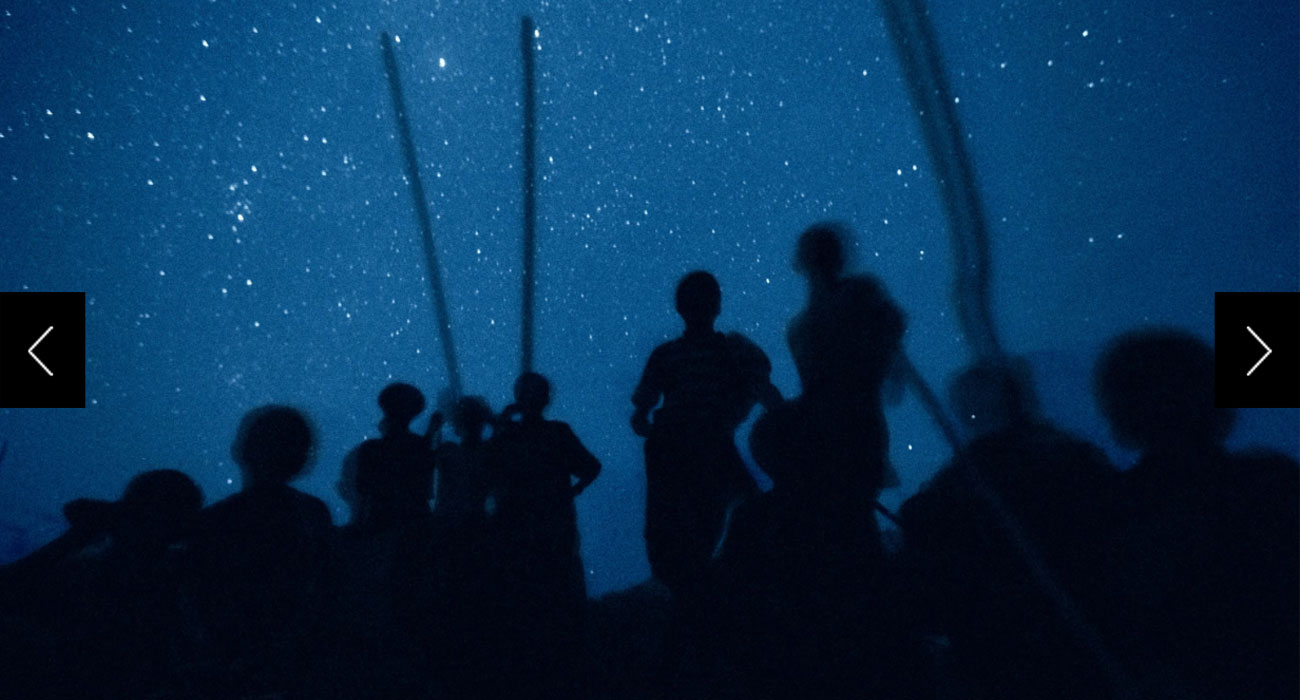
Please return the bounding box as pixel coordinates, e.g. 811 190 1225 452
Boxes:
949 357 1040 439
1093 328 1234 452
62 497 118 535
379 382 425 420
452 395 493 441
513 372 551 417
64 469 204 550
117 469 204 545
378 382 425 433
795 221 850 282
675 270 722 328
231 405 317 486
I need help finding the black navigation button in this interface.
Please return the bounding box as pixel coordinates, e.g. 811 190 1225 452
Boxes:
1214 292 1300 408
0 292 86 408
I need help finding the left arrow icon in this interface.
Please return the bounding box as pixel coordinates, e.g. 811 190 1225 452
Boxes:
28 326 53 376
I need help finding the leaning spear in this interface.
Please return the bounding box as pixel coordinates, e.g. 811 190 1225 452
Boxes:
380 31 464 397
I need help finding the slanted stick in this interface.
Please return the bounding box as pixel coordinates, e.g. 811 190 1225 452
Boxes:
381 31 463 397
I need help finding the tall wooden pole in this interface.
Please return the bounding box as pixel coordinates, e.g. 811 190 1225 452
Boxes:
520 16 538 375
878 0 1002 362
381 31 463 397
878 5 1133 695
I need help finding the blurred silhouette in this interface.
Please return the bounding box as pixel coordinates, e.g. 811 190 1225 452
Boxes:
433 394 494 523
1 469 204 699
424 394 498 698
1094 328 1299 699
740 222 906 593
715 223 918 699
898 358 1122 700
751 221 906 511
487 372 601 698
189 405 337 697
631 270 780 600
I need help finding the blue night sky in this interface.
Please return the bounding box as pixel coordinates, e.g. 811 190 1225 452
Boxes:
1 0 1296 595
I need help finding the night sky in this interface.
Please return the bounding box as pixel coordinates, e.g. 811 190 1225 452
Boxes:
1 0 1297 595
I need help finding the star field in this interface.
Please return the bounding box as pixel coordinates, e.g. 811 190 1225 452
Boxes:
0 0 1296 594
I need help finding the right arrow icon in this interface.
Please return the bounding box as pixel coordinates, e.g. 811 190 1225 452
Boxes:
1246 326 1271 377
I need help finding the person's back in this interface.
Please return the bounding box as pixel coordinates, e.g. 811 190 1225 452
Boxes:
198 482 334 632
900 423 1120 700
486 373 599 699
347 383 436 531
493 416 599 546
913 360 1121 585
1094 328 1299 699
190 405 335 696
788 273 904 405
350 431 434 530
635 330 775 434
1 470 205 699
753 223 905 508
491 374 600 553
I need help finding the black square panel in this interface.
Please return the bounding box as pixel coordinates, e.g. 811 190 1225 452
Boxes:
1214 292 1300 409
0 292 86 408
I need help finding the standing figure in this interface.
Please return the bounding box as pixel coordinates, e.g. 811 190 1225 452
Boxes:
1093 329 1298 699
631 270 780 599
721 224 908 698
190 405 336 697
491 373 600 602
342 382 437 533
487 372 601 698
752 222 906 509
425 395 496 697
433 395 494 525
334 383 440 696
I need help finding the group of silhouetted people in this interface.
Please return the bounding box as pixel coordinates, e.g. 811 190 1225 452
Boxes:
1 221 1296 699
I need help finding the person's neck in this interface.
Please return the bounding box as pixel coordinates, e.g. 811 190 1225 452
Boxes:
380 421 413 438
244 477 287 492
683 323 715 338
809 276 836 299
